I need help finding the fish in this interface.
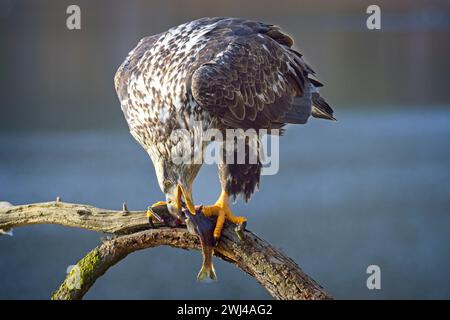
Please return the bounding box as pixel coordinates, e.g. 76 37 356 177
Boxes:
147 203 181 228
182 206 217 282
148 203 217 281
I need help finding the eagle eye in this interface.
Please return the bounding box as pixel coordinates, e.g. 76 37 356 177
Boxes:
163 180 174 191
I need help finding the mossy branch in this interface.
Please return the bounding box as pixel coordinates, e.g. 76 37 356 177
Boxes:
1 201 332 300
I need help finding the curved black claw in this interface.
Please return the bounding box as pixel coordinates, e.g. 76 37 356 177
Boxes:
213 235 219 247
235 221 247 241
148 217 156 228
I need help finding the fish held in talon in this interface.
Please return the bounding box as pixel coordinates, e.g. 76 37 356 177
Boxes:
148 202 218 281
147 203 182 228
182 206 218 282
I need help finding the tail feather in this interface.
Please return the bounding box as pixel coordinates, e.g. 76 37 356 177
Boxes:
311 93 336 121
280 89 335 124
279 95 312 124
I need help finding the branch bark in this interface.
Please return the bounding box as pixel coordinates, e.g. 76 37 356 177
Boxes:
0 201 332 300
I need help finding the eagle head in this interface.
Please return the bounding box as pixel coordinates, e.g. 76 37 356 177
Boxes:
150 151 202 217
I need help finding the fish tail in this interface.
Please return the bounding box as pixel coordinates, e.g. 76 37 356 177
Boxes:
197 263 217 282
197 247 217 282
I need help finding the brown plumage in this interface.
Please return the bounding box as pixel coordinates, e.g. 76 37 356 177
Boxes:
115 17 334 208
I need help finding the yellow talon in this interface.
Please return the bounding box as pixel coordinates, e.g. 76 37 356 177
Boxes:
203 190 247 240
151 201 168 208
146 209 157 224
176 184 196 215
147 200 167 223
146 184 196 224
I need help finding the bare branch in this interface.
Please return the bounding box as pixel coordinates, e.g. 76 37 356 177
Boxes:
1 201 332 300
0 201 149 234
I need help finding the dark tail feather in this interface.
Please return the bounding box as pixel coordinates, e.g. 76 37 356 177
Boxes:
312 93 336 121
279 95 312 124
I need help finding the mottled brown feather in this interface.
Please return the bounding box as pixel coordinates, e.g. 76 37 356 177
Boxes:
115 17 333 202
191 29 312 130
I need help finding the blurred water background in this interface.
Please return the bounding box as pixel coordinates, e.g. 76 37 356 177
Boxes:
1 0 450 299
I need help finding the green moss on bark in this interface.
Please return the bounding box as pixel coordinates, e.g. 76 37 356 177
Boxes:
51 249 101 300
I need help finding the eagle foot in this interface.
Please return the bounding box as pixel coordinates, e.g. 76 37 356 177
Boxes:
202 191 247 245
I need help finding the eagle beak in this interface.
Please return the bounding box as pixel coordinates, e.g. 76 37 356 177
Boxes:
176 184 196 215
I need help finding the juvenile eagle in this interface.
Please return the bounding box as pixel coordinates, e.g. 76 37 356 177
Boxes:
115 17 334 243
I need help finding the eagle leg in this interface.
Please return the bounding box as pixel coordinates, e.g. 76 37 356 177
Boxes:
202 190 247 244
146 182 197 228
176 184 196 215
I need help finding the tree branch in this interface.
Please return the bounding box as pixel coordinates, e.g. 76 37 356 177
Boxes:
0 201 149 234
0 201 332 300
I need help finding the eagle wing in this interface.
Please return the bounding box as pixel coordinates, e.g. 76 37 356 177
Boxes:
191 27 316 130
